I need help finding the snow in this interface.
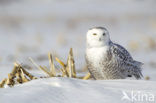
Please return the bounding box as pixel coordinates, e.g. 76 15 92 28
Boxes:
0 78 156 103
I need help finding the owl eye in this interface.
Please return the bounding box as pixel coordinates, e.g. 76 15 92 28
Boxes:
93 33 97 36
103 33 106 36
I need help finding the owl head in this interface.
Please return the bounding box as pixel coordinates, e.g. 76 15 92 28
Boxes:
86 27 111 47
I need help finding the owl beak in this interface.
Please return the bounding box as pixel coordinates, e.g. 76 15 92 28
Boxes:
99 38 102 41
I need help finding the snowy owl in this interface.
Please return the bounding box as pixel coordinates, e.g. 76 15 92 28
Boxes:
85 27 143 80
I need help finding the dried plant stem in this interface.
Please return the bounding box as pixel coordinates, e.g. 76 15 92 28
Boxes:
55 57 69 77
16 69 23 84
15 62 36 80
48 53 56 76
6 74 15 87
55 57 66 67
20 69 30 82
0 78 7 88
66 55 71 77
29 57 49 77
69 48 76 78
10 64 18 77
60 68 66 77
39 66 53 77
83 73 91 80
66 48 77 78
43 66 50 73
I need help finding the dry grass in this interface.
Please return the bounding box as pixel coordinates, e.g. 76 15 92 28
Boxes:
0 48 91 88
0 62 37 88
145 76 150 80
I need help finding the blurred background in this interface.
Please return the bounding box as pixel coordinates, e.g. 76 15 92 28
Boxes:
0 0 156 80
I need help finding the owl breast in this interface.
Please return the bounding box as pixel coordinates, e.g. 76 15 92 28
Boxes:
86 46 126 80
86 46 110 79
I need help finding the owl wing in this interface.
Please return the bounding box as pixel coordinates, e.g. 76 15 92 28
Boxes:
111 43 143 79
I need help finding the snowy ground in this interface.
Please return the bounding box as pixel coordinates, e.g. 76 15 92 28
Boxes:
0 0 156 103
0 78 156 103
